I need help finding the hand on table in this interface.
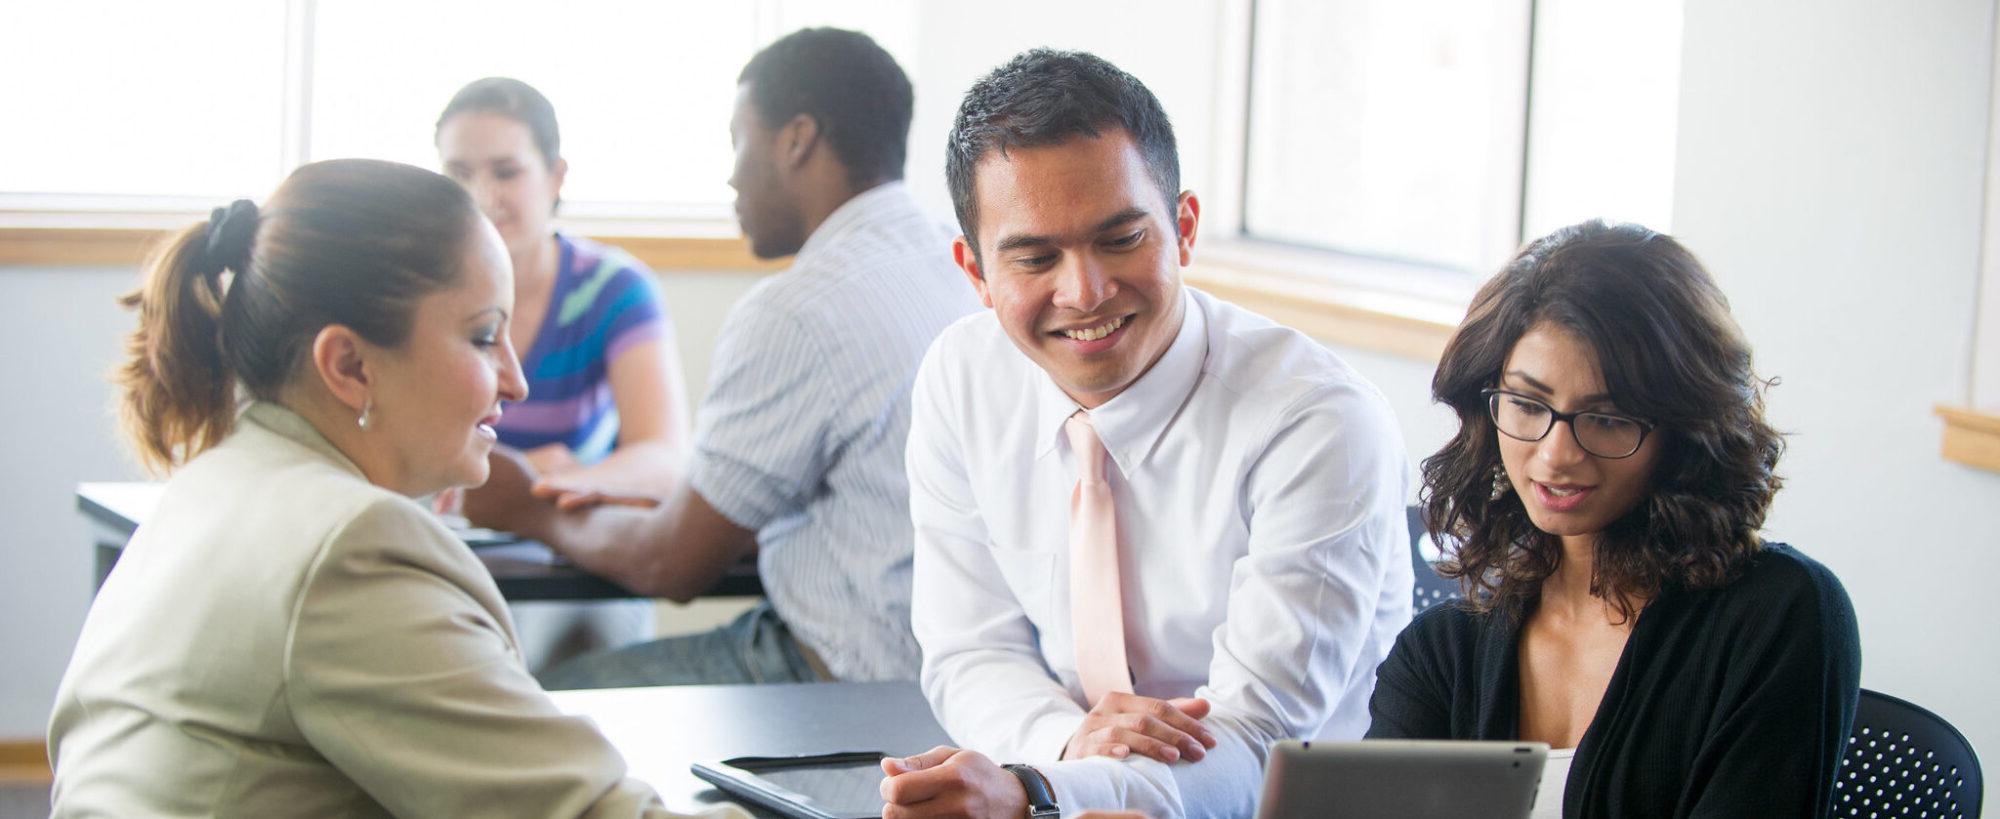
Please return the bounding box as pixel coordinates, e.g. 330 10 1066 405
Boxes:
529 480 662 512
879 746 1027 819
1063 692 1215 763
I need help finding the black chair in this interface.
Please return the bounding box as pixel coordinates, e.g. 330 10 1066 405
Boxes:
1835 688 1983 817
1406 505 1461 613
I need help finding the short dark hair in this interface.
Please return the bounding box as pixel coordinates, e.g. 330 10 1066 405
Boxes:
738 28 912 190
435 77 561 168
1421 220 1785 620
946 49 1181 250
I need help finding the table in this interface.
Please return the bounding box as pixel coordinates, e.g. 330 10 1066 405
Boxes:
550 682 952 815
77 481 764 602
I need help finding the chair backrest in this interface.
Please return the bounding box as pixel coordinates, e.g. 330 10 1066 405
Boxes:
1835 688 1983 817
1407 505 1461 613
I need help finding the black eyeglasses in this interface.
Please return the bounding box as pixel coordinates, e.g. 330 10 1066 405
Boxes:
1482 388 1655 459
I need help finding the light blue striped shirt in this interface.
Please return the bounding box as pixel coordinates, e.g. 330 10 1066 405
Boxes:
688 182 982 681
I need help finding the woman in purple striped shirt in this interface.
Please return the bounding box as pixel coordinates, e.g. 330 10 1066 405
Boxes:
435 77 690 500
435 77 691 671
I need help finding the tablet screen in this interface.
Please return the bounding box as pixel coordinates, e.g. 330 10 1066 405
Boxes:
756 759 886 817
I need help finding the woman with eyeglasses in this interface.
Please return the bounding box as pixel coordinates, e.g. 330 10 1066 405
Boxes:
1366 221 1860 818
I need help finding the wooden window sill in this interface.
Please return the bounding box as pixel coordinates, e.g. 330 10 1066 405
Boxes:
0 220 779 274
1937 404 2000 473
0 739 48 783
1186 249 1465 363
3 223 1466 363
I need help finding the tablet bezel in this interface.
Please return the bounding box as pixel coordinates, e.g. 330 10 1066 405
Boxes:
1256 739 1549 819
690 750 888 819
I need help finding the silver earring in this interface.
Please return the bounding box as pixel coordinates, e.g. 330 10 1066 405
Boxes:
1489 464 1510 501
357 398 373 431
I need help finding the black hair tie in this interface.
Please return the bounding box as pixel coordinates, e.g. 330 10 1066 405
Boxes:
202 199 260 277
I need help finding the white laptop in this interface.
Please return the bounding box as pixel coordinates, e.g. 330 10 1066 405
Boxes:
1255 739 1548 819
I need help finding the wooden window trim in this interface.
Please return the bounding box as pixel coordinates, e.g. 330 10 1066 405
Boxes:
0 223 779 273
1937 404 2000 474
1 223 1461 363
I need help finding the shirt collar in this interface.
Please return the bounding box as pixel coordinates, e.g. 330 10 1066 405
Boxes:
1033 288 1210 473
240 400 366 479
794 180 913 263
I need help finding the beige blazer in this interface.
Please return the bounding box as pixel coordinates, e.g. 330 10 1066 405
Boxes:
49 402 729 818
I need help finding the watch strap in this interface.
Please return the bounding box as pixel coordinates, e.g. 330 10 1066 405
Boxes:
1002 763 1060 818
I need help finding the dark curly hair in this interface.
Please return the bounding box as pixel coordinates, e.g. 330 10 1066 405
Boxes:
1421 220 1784 620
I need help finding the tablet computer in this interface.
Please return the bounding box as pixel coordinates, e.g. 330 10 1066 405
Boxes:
1256 739 1548 819
690 751 888 819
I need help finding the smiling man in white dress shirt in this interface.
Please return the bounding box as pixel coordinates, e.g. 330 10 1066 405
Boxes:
881 50 1415 818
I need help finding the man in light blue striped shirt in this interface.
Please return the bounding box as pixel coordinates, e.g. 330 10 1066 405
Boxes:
467 28 979 684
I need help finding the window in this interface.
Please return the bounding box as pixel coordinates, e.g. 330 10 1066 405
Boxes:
0 1 290 203
1228 0 1684 283
1243 0 1531 276
1 0 917 219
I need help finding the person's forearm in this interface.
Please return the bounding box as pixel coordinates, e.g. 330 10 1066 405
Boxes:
537 489 750 603
1037 709 1280 818
547 440 686 498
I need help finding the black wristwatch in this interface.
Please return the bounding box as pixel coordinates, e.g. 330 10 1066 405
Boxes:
1002 763 1060 818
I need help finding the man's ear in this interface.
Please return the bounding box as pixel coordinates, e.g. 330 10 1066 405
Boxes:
780 113 820 171
1175 190 1201 267
310 324 373 415
953 235 994 309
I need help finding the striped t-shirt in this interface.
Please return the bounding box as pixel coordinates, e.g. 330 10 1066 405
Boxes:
494 233 670 463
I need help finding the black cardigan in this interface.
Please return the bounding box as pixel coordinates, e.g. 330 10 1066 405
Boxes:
1367 544 1861 818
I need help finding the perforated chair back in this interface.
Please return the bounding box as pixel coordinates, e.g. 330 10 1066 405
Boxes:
1836 688 1983 817
1407 505 1461 613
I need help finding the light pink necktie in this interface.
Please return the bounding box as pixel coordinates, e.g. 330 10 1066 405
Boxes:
1065 412 1132 707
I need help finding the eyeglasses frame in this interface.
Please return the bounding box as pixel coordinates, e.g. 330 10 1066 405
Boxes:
1481 388 1656 459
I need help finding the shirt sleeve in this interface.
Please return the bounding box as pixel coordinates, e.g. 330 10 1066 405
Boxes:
283 498 735 819
1365 607 1459 740
598 253 671 365
687 287 834 531
1682 555 1861 818
908 338 1089 763
1037 381 1413 818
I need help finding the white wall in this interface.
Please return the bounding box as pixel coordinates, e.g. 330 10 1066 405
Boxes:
1670 0 2000 756
0 267 147 738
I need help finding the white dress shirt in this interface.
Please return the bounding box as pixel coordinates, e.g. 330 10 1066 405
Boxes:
689 181 981 681
908 287 1414 817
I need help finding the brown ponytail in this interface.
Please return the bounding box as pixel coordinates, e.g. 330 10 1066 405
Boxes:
115 159 481 473
117 221 238 473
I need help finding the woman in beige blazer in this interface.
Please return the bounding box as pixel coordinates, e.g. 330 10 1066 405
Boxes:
48 159 737 818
